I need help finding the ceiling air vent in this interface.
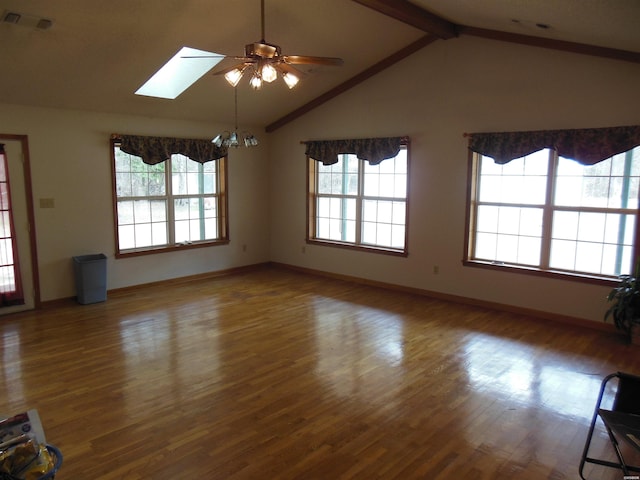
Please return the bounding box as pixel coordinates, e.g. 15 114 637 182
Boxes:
36 18 53 30
2 10 53 29
2 12 21 24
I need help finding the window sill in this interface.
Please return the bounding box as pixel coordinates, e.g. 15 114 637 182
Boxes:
307 239 408 257
116 239 229 259
463 259 618 286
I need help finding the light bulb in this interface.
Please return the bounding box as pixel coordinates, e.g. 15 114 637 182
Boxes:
229 132 239 148
261 63 277 83
212 134 223 147
282 72 300 89
250 73 262 90
224 68 244 87
243 134 259 147
212 131 231 147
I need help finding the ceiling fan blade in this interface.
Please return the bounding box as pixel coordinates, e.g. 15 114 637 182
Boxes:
180 55 226 59
212 61 255 76
281 55 344 66
181 55 253 62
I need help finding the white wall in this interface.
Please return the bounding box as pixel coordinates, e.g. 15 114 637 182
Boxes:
0 104 270 301
1 34 638 323
268 35 640 324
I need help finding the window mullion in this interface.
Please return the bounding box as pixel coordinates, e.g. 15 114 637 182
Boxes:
166 159 175 245
355 159 364 245
539 150 557 270
310 160 319 238
468 154 481 260
341 155 348 242
217 158 226 239
614 150 634 275
198 163 205 242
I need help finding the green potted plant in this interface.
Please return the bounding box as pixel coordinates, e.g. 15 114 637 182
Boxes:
605 267 640 343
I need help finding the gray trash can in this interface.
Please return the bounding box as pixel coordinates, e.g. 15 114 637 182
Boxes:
73 254 107 304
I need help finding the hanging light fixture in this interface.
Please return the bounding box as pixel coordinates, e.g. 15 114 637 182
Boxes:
212 88 259 148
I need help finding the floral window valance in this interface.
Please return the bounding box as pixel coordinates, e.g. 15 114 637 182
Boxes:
304 137 404 165
114 134 228 165
468 125 640 165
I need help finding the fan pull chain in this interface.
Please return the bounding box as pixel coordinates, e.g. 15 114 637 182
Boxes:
234 87 238 131
260 0 266 42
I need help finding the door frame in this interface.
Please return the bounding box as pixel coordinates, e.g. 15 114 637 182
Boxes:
0 134 40 309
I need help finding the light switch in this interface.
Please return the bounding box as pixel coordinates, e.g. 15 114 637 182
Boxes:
39 198 55 208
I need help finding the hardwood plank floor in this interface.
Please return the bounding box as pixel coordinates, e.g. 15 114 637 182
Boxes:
1 266 639 479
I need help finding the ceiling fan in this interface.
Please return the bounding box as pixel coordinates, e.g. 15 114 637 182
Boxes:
135 0 344 99
208 0 344 90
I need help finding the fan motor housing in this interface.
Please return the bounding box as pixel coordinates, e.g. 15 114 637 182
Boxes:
245 42 281 59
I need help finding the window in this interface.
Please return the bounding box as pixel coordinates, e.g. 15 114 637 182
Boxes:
466 146 640 279
0 145 23 305
112 142 228 255
308 144 408 254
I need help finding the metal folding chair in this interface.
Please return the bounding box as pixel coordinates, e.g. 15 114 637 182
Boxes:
579 371 640 479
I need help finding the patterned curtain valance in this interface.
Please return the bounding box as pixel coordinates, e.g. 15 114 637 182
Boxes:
468 125 640 165
304 137 404 165
115 134 228 165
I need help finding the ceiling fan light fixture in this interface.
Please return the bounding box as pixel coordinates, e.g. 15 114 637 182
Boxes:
249 71 263 90
213 0 342 91
282 71 300 89
224 67 246 87
261 63 278 83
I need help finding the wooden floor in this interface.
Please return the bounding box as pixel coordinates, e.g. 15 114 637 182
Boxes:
1 266 639 479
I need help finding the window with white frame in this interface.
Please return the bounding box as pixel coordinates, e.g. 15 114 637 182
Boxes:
112 142 227 255
308 144 408 254
467 146 640 279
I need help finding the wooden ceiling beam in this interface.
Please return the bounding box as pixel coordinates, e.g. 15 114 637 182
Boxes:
458 25 640 64
351 0 457 39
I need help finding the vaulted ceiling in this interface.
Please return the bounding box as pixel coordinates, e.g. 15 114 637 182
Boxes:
1 0 638 131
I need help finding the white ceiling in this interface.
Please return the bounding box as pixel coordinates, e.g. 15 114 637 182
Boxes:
0 0 638 129
414 0 640 51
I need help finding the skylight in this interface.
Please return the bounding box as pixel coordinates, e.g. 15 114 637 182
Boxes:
135 47 224 99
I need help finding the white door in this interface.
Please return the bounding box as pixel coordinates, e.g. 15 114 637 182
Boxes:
0 138 36 313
